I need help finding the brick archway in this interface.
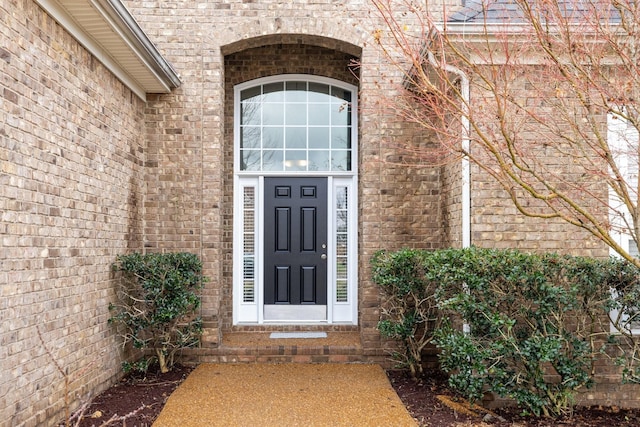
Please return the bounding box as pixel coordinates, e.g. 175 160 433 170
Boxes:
221 33 362 58
219 39 361 330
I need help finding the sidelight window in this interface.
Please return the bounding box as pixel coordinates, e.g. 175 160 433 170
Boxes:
335 186 349 303
242 186 256 303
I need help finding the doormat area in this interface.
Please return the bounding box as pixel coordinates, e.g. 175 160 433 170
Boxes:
269 332 327 339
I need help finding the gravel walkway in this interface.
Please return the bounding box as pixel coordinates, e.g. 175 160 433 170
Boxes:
153 363 417 426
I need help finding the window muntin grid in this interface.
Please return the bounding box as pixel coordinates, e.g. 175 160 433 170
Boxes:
240 81 353 172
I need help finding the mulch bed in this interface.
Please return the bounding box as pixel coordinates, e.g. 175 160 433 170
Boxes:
71 365 193 427
387 370 640 427
68 366 640 427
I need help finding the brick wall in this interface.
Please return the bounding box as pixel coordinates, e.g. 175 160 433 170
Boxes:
470 166 607 257
466 75 609 258
441 159 464 247
1 0 146 425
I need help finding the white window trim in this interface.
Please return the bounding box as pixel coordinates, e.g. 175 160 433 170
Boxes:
232 75 358 325
607 109 640 334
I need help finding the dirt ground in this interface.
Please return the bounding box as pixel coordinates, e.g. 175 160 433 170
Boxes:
70 366 640 427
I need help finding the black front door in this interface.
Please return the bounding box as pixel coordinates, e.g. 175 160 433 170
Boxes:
264 177 328 306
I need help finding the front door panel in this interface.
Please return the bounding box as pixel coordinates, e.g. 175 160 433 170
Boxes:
264 177 328 308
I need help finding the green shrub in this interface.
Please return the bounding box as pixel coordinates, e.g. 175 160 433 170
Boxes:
109 252 206 373
374 247 640 418
434 249 609 417
372 249 444 377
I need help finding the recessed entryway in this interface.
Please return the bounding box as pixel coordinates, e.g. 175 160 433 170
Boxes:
232 75 358 325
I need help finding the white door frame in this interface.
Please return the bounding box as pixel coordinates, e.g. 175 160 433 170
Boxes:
232 75 358 325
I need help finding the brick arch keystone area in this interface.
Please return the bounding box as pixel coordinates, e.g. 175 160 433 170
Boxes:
220 32 364 58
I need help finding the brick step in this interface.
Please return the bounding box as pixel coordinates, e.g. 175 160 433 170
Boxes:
182 331 364 364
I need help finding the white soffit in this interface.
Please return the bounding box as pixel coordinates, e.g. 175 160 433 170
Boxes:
34 0 181 100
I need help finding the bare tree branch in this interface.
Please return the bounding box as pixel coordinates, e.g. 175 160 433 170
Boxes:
372 0 640 266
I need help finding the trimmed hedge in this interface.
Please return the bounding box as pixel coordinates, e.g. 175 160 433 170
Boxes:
372 247 640 417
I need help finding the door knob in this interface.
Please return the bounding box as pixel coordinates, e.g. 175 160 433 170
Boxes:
321 254 327 260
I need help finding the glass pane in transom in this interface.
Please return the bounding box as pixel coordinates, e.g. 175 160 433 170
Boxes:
286 103 307 126
241 102 261 125
309 82 330 101
241 86 261 102
331 150 350 171
309 103 330 126
331 127 350 149
263 82 284 101
241 127 261 149
331 103 350 126
263 127 284 149
263 104 284 126
285 81 307 102
262 150 284 171
309 151 330 171
285 150 307 171
309 127 330 149
241 150 261 171
286 127 307 149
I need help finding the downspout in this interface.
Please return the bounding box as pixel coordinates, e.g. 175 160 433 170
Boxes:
426 50 471 334
425 51 471 249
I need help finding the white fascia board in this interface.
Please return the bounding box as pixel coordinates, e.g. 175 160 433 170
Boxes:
434 22 626 66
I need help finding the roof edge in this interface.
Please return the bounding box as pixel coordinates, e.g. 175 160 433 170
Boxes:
96 0 182 89
35 0 181 100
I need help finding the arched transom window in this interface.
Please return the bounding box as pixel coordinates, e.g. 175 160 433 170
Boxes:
238 79 354 172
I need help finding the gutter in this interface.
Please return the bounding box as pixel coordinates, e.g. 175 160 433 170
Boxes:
93 0 182 89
